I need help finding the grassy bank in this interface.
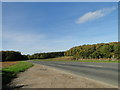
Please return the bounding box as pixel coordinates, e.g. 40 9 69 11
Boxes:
2 61 33 88
30 59 119 63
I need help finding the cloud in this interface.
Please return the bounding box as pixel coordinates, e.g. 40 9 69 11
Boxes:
3 31 45 44
2 30 47 53
76 6 117 24
2 30 73 54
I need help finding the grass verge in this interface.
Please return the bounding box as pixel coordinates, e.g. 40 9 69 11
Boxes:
29 59 119 63
2 61 33 88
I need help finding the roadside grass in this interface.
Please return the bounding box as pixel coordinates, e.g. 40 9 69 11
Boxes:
2 61 33 88
29 59 119 63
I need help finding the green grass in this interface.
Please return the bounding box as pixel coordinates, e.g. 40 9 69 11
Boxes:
30 59 119 63
2 61 33 88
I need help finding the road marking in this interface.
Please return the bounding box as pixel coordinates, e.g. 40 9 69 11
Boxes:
85 65 103 67
61 63 66 64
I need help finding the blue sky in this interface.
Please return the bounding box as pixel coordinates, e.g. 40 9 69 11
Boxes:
2 2 118 54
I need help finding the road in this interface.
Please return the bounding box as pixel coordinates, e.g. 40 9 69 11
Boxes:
29 61 118 87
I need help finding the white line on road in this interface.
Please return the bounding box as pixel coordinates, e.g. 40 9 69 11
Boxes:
85 65 103 67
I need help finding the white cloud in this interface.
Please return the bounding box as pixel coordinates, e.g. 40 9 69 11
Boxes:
2 30 73 54
2 30 47 53
3 31 46 44
76 6 117 24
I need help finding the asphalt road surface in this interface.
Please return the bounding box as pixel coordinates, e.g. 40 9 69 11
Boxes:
29 61 118 86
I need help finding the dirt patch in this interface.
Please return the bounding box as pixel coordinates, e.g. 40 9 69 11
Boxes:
0 61 18 68
9 64 117 88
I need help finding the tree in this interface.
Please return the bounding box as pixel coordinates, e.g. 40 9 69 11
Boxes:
1 51 29 61
65 42 119 60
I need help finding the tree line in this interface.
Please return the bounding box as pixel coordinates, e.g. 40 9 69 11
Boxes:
65 42 120 60
1 42 120 61
1 51 28 61
1 51 64 61
28 52 64 59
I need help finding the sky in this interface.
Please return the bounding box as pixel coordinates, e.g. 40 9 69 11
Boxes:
2 2 118 55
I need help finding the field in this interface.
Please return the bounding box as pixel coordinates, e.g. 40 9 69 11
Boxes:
30 56 119 63
0 61 18 68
